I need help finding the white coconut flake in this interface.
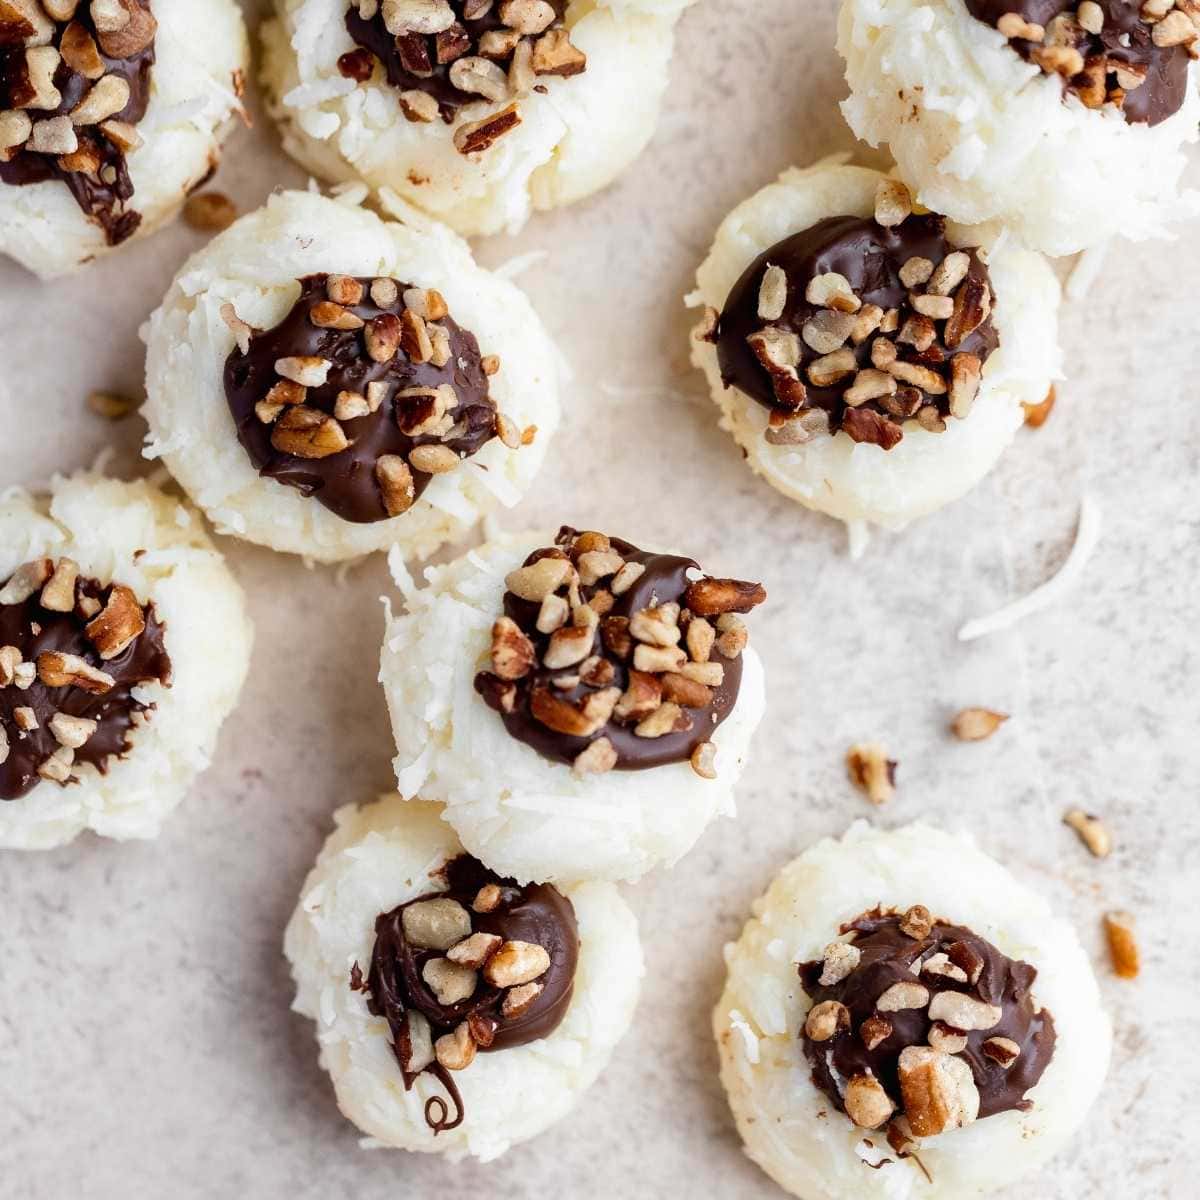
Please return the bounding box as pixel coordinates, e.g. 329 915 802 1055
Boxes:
958 494 1102 642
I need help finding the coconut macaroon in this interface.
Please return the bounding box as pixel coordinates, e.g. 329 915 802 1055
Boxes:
837 0 1200 257
260 0 694 238
380 526 767 884
690 159 1061 535
142 188 558 563
284 793 642 1161
0 472 252 850
0 0 248 279
714 822 1111 1200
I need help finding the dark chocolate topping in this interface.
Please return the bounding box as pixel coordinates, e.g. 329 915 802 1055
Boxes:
0 565 171 801
364 853 578 1131
342 0 583 124
799 908 1057 1126
473 527 765 773
965 1 1190 126
0 1 156 245
716 213 999 451
222 273 498 525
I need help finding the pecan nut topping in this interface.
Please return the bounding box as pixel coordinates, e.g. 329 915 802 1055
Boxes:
797 907 1056 1137
223 273 521 524
0 556 171 799
473 528 765 778
716 187 1001 452
361 853 578 1133
0 0 157 244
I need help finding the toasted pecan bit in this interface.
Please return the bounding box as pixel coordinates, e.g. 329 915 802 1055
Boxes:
1064 809 1112 858
83 584 145 660
898 1046 979 1137
1103 910 1139 979
270 406 349 459
844 1074 896 1129
572 736 617 776
1023 385 1056 428
950 707 1008 741
683 577 766 617
36 650 115 694
183 192 237 233
454 102 521 155
846 742 896 804
375 455 416 516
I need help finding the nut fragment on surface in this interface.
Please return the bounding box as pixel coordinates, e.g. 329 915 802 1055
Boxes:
804 999 850 1042
434 1022 477 1071
422 957 477 1005
86 390 136 420
899 904 933 940
818 941 862 987
483 939 551 987
876 981 930 1013
951 707 1008 741
1023 386 1056 427
927 990 1002 1031
573 736 617 776
689 740 717 779
844 1073 896 1129
1103 910 1139 979
1063 809 1112 858
36 651 115 693
846 742 895 804
85 584 145 659
401 897 473 950
454 102 521 155
874 179 913 228
898 1045 980 1137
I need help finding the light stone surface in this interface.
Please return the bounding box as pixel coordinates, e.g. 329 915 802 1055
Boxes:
0 2 1196 1197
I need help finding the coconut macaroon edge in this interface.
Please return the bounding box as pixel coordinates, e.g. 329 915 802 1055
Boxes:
283 793 644 1162
141 187 561 564
378 529 767 886
0 0 250 279
0 471 253 850
713 820 1112 1200
836 0 1200 257
259 0 691 238
688 157 1062 534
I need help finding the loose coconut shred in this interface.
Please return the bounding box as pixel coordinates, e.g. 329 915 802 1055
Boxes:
958 495 1101 641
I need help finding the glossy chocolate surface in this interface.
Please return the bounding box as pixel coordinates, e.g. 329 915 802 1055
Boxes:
799 908 1057 1123
717 213 998 441
343 0 570 121
475 528 749 771
0 573 171 801
223 273 496 524
966 0 1189 126
0 1 156 244
364 854 578 1130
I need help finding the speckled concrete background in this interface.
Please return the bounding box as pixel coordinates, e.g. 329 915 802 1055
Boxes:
1 2 1197 1197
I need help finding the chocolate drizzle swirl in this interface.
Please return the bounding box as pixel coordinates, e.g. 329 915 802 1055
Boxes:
0 570 171 801
473 527 763 772
364 854 579 1132
0 1 156 245
966 1 1191 127
342 0 579 124
717 213 999 450
798 908 1057 1126
223 273 498 525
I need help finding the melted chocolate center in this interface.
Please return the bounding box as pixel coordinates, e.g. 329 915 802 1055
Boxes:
223 273 497 525
342 0 574 122
799 909 1057 1124
364 854 578 1131
965 1 1190 126
717 213 999 449
474 527 759 771
0 572 171 801
0 1 156 245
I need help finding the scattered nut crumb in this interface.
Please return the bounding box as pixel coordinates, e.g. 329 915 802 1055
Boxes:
183 192 237 233
1103 910 1139 979
1064 809 1112 858
950 707 1008 741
